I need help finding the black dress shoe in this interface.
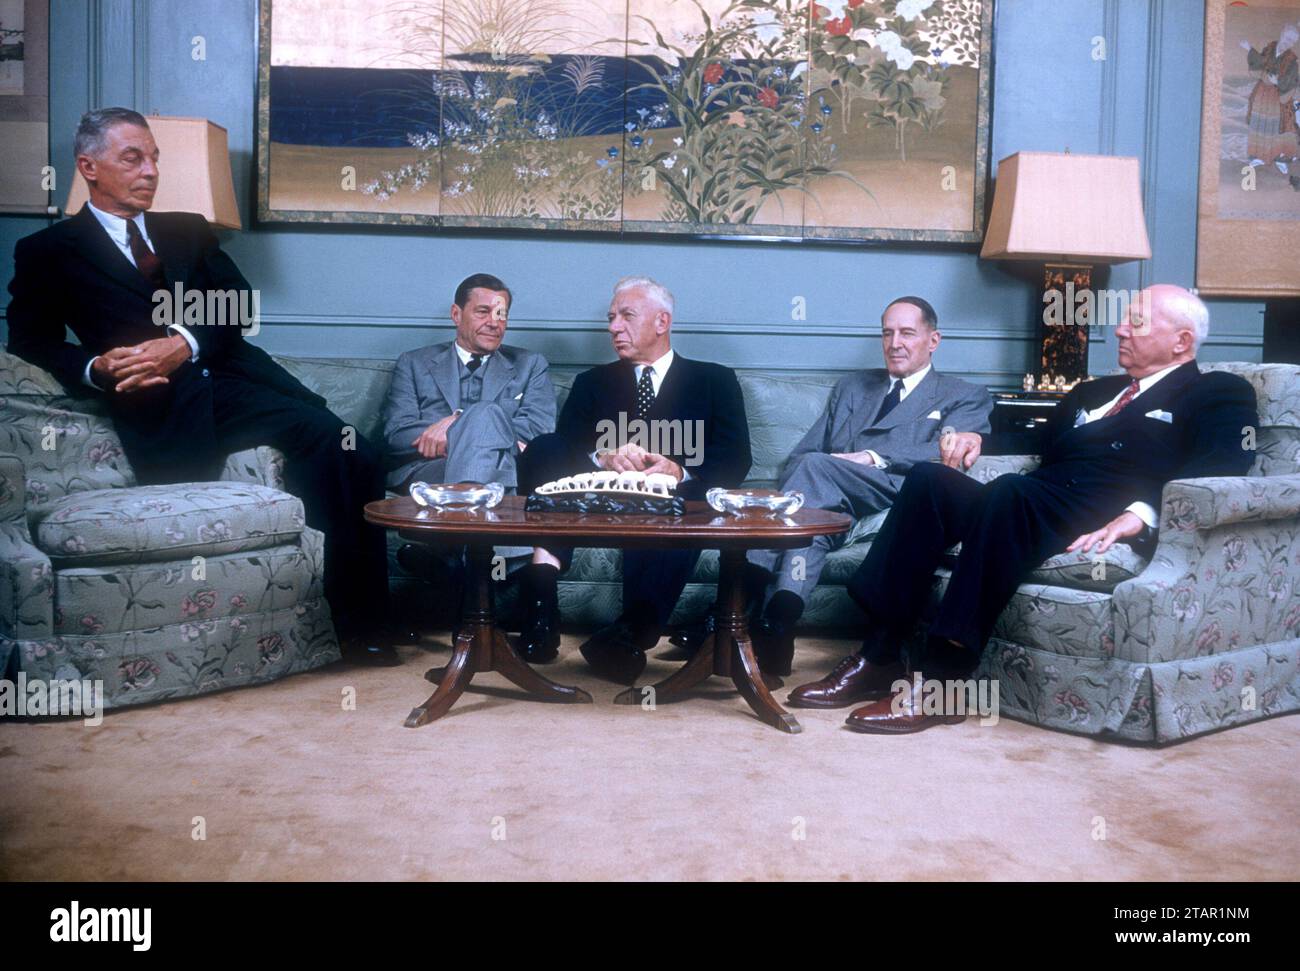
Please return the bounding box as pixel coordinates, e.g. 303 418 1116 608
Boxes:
516 593 560 664
579 621 656 684
666 613 716 656
750 616 795 677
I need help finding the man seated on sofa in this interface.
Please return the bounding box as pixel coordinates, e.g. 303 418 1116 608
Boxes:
789 284 1258 734
5 107 396 665
675 296 992 676
381 273 556 590
382 273 556 494
515 276 752 680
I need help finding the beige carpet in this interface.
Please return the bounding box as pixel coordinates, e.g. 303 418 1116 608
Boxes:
1 634 1296 882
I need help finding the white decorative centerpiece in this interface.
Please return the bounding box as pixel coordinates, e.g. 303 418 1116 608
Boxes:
526 468 685 515
534 469 677 498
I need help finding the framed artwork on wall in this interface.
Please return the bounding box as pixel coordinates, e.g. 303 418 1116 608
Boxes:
256 0 993 242
1197 0 1300 296
0 0 50 215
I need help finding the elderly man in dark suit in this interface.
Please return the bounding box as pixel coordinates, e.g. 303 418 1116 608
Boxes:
679 296 992 675
794 284 1259 734
515 277 752 682
5 108 395 664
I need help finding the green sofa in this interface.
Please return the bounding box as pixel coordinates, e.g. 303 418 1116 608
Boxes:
3 350 1297 743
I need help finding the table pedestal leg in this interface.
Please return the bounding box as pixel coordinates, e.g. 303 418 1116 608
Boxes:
405 546 592 727
615 549 801 734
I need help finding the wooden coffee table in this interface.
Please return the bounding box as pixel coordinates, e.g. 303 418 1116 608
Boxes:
364 496 851 733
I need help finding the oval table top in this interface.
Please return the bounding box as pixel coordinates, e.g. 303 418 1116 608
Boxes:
364 495 853 551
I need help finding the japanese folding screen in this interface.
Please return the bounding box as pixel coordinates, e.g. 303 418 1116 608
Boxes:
257 0 992 242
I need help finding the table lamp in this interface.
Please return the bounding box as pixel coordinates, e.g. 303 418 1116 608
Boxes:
980 151 1151 386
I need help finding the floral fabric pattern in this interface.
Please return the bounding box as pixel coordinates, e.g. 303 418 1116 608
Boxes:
35 482 306 566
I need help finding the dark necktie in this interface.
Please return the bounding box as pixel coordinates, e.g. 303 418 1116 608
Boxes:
873 379 903 424
466 354 484 374
635 366 656 419
125 218 165 289
1102 379 1141 418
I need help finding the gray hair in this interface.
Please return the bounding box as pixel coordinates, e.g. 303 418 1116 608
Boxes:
613 276 675 318
1165 289 1210 351
74 107 150 159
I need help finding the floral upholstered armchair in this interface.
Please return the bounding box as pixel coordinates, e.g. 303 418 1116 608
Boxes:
959 363 1300 743
0 351 339 712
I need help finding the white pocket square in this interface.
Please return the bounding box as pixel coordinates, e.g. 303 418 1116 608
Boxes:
926 410 942 420
1145 409 1173 423
514 392 524 400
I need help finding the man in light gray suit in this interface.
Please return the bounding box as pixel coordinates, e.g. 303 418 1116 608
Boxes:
382 273 556 494
730 296 992 675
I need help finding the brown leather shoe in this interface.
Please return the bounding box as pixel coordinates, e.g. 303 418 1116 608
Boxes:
787 654 906 709
845 673 967 734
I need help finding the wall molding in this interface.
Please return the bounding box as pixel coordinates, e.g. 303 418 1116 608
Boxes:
254 314 1041 341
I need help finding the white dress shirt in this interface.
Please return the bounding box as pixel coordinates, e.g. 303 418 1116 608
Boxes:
453 342 491 369
863 363 932 469
82 202 199 388
635 348 675 394
1079 362 1184 530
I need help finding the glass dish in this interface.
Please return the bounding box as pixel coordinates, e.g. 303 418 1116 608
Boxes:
706 488 804 517
409 481 505 510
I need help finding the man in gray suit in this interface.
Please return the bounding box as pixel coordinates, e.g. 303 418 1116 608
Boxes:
733 296 993 675
382 273 556 494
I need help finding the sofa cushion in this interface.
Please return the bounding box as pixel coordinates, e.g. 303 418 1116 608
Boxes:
35 483 305 566
53 541 324 636
1026 543 1147 593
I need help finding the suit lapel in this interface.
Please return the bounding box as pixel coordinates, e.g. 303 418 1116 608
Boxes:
480 348 515 404
872 368 938 430
66 205 154 300
432 343 461 411
646 354 686 418
144 212 185 288
1127 361 1200 414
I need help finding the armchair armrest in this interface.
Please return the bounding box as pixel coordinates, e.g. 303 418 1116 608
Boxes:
0 521 54 640
0 453 27 525
220 446 287 491
1112 473 1300 662
966 453 1040 483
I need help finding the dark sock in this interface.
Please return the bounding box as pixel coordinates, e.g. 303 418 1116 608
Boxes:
921 635 977 682
764 590 805 627
858 626 901 665
522 562 559 600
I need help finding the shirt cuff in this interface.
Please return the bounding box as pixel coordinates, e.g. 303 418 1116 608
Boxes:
83 357 101 389
1126 502 1158 530
865 450 887 469
680 467 693 483
589 451 603 469
167 324 201 362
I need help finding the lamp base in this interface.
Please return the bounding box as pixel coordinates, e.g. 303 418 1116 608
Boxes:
1039 263 1092 387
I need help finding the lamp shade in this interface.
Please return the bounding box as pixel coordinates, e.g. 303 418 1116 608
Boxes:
979 152 1150 264
65 116 242 229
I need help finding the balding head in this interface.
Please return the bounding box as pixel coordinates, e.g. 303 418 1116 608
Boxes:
1115 285 1208 378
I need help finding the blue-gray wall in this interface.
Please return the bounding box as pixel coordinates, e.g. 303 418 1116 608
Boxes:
0 0 1266 387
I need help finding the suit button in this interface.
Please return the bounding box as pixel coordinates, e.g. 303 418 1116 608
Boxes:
1110 441 1123 450
201 368 210 377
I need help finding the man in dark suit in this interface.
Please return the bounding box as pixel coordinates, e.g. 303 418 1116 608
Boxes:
790 284 1259 733
516 276 752 682
676 296 992 675
6 108 394 664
